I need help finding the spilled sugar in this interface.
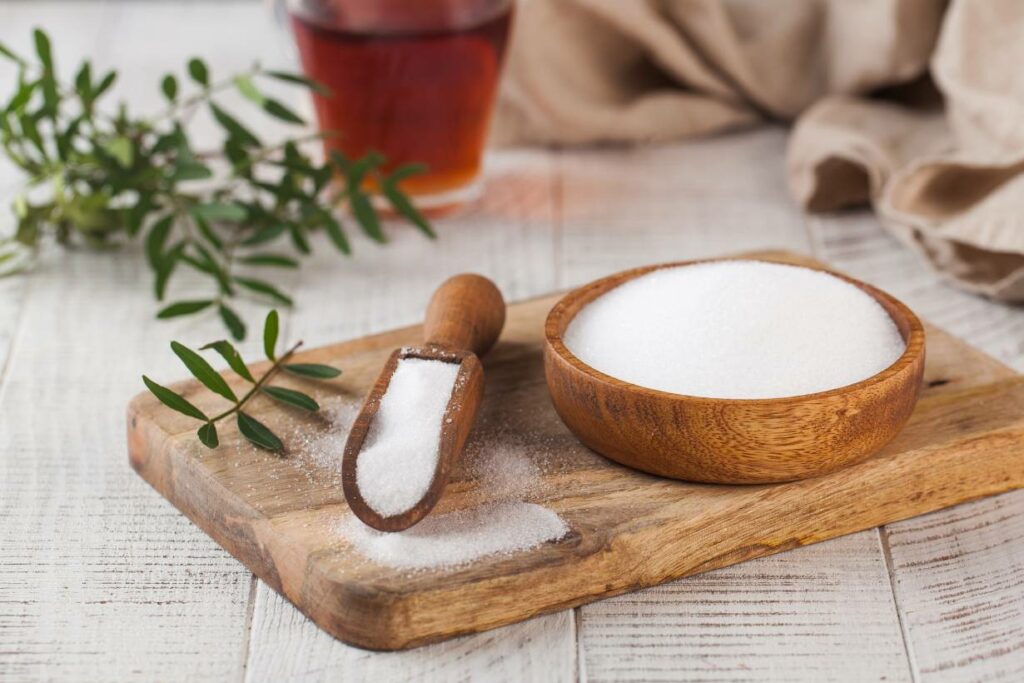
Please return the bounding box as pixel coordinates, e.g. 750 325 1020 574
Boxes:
468 441 543 501
339 501 567 570
356 357 460 517
279 362 570 571
338 438 569 571
564 260 907 399
284 400 358 487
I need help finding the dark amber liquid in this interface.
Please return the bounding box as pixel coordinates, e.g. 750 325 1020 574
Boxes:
291 7 512 198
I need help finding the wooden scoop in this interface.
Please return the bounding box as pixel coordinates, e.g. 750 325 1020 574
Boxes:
342 274 506 532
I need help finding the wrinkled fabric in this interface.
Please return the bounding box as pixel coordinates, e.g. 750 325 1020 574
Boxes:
496 0 1024 301
495 0 944 144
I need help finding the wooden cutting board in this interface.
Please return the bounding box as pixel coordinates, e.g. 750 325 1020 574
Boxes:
127 251 1024 651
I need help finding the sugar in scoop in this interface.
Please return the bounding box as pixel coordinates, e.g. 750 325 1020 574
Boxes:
563 260 906 399
343 273 507 531
355 358 461 517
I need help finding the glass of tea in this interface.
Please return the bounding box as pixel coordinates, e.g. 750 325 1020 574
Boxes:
287 0 514 211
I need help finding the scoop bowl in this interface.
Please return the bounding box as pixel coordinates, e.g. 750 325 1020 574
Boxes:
543 259 926 484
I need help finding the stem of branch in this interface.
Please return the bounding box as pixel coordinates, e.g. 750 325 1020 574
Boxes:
209 340 303 422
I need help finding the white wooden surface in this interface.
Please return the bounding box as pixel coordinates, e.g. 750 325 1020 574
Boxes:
1 3 1023 682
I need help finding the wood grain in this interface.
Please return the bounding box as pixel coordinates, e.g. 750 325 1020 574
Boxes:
545 258 926 483
811 212 1024 682
245 589 577 683
579 531 912 683
423 273 507 354
127 251 1024 651
0 5 270 681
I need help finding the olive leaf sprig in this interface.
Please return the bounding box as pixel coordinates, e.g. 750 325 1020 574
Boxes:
0 29 434 341
142 310 339 452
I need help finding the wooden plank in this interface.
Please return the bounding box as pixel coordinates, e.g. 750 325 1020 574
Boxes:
557 129 814 287
811 212 1024 682
241 149 570 677
128 251 1024 652
0 251 256 681
245 588 576 683
884 494 1024 682
580 531 911 683
0 5 280 680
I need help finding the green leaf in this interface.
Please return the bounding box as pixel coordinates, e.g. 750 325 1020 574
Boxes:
312 164 333 193
386 163 428 182
13 195 28 219
382 173 434 238
283 363 341 379
187 57 209 86
161 74 178 101
217 304 246 342
237 412 283 452
154 242 185 300
92 71 117 99
236 277 293 306
329 150 350 173
145 215 174 269
349 190 385 243
7 80 37 113
143 375 208 421
201 339 254 382
184 243 233 295
184 244 234 294
346 152 384 185
171 341 238 403
287 223 310 254
262 98 304 125
234 75 264 105
263 309 279 361
209 103 260 147
197 422 219 448
194 215 223 250
0 40 24 64
171 161 213 181
74 61 92 100
192 201 247 222
157 299 214 319
33 29 53 71
322 214 351 254
154 242 185 301
262 386 319 411
239 253 299 268
264 70 330 96
102 136 133 168
241 223 287 246
126 195 154 238
19 114 46 158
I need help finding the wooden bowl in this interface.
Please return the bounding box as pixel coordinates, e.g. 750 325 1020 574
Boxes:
543 259 926 484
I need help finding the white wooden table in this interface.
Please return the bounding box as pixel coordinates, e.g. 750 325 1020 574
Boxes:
2 3 1023 681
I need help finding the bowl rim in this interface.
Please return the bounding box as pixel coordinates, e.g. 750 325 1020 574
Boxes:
544 257 926 406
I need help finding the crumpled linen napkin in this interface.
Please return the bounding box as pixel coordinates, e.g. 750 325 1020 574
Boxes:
496 0 1024 301
788 0 1024 301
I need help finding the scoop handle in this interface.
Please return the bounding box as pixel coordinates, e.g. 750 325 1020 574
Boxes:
423 274 506 356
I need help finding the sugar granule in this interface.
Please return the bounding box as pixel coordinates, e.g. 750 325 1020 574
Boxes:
340 501 568 570
563 260 907 399
468 442 543 501
356 357 460 517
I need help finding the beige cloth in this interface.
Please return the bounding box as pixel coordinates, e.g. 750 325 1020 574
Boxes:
496 0 1024 301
